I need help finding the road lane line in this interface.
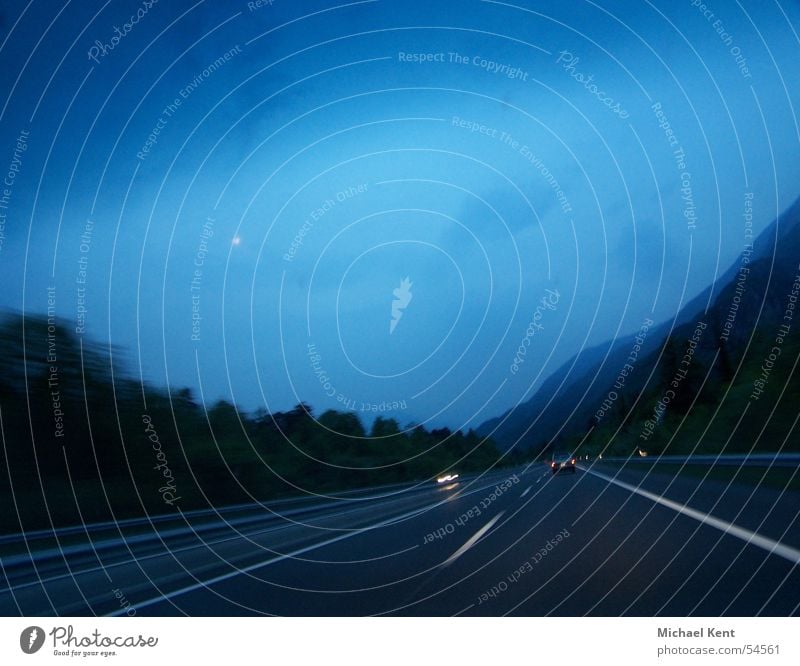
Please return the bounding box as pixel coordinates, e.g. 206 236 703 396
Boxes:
521 487 531 498
441 512 505 568
3 531 421 595
583 467 800 565
6 471 521 592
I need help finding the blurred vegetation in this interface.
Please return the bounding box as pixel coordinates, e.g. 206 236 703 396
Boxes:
0 312 506 535
570 324 800 459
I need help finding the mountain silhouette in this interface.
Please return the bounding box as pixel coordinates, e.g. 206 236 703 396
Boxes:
478 197 800 454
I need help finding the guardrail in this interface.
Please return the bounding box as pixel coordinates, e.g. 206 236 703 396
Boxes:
595 453 800 467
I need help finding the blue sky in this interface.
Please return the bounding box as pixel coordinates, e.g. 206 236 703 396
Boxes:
0 0 799 431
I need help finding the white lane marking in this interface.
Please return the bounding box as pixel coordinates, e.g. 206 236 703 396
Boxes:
521 487 531 498
441 512 505 568
106 502 432 616
583 467 800 565
106 474 517 615
4 527 420 594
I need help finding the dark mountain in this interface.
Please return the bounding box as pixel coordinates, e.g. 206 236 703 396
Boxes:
478 197 800 453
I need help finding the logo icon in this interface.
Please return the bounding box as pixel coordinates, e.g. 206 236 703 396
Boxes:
20 626 45 654
390 277 413 334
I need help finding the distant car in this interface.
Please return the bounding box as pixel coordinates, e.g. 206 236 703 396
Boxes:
436 472 460 484
550 454 577 475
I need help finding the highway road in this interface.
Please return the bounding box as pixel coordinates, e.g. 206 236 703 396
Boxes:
1 461 799 616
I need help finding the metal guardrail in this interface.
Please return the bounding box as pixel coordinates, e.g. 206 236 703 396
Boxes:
0 467 526 567
596 453 800 467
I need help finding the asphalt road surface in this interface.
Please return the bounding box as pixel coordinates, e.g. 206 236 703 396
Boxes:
2 461 799 616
